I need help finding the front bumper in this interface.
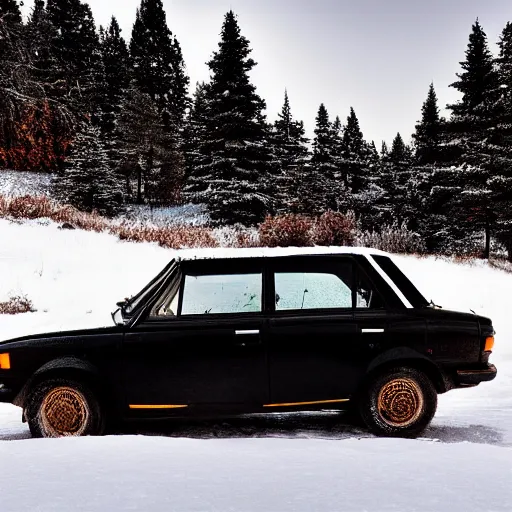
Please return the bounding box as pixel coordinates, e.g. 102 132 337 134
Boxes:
456 364 497 386
0 384 16 403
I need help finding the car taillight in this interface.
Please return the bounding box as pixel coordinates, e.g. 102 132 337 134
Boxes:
0 353 10 370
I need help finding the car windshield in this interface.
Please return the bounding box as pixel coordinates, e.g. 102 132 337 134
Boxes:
122 260 177 316
371 255 429 308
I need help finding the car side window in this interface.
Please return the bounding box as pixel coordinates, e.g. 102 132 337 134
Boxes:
275 272 352 311
181 273 262 315
356 271 385 309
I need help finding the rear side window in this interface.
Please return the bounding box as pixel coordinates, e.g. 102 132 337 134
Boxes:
181 273 262 315
371 255 428 308
275 272 352 311
273 257 385 311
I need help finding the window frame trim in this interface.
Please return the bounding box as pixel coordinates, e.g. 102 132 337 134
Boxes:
267 255 355 315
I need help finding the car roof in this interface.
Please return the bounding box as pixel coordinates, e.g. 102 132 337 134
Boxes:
174 246 391 261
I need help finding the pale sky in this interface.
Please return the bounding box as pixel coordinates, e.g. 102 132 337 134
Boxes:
22 0 512 146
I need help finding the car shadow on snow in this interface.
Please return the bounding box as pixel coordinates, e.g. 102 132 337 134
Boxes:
424 423 508 446
1 412 508 446
123 411 510 447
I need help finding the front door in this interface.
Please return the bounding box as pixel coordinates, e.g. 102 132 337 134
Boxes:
122 260 268 412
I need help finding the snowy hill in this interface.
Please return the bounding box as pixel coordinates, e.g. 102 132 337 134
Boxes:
0 219 510 512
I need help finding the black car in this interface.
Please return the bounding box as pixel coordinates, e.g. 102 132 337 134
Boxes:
0 248 497 438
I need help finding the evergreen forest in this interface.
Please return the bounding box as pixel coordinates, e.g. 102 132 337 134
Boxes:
1 1 512 259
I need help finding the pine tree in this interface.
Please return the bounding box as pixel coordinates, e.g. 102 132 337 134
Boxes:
46 0 106 121
388 132 416 224
305 103 342 214
489 22 512 260
435 19 500 257
413 83 444 164
0 0 22 24
339 107 369 194
54 122 125 216
118 87 184 205
186 11 273 225
389 133 410 163
183 81 209 195
270 90 309 213
130 0 189 127
32 0 45 19
380 141 388 158
100 17 130 135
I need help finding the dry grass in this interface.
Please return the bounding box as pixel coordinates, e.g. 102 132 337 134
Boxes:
0 295 36 315
356 222 426 255
0 194 219 250
115 224 219 249
488 258 512 273
0 195 109 231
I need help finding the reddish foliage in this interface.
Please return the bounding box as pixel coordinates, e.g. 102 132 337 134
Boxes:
313 211 356 247
0 101 71 172
259 214 314 247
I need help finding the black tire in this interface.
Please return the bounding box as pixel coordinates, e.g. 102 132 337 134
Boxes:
25 378 105 438
358 367 437 438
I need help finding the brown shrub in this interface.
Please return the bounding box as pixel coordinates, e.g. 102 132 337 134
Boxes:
53 206 108 232
0 195 109 232
259 214 314 247
313 211 356 247
114 224 219 249
6 195 53 219
0 295 36 315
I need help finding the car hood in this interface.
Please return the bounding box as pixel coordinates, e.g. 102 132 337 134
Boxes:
0 325 123 348
418 306 492 325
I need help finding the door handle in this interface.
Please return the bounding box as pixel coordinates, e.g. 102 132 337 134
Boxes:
362 328 385 333
235 330 260 335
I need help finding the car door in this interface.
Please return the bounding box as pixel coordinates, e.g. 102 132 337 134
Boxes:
265 256 362 405
122 259 269 411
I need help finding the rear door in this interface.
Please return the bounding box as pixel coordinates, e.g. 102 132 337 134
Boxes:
265 256 362 405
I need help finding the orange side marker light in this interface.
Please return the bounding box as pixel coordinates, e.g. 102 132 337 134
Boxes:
0 353 11 369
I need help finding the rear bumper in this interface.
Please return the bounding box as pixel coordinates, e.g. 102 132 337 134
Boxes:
455 364 497 386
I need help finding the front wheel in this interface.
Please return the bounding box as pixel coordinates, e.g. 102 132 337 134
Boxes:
25 378 105 438
358 367 437 438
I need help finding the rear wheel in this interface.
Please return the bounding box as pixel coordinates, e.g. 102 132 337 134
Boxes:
26 378 105 438
359 367 437 438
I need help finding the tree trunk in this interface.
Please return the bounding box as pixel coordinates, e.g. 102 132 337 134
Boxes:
136 165 143 204
507 239 512 263
483 216 491 260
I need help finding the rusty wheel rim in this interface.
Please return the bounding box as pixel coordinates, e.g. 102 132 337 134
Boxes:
377 378 424 427
40 387 89 437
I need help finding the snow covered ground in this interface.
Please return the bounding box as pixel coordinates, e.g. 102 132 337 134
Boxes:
0 219 511 511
